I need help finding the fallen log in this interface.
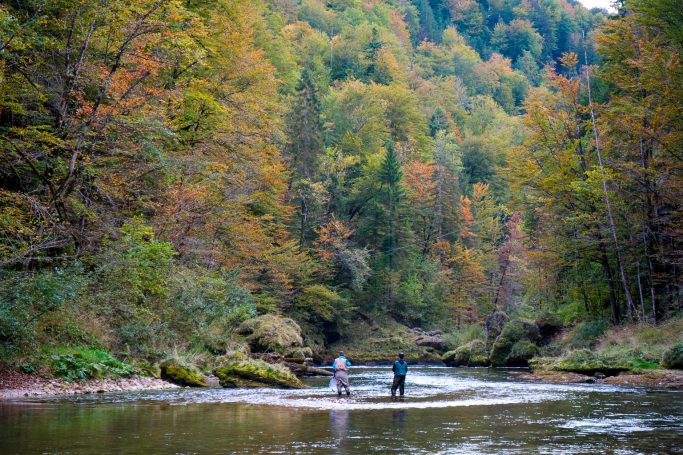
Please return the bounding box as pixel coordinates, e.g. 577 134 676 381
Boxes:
285 362 333 377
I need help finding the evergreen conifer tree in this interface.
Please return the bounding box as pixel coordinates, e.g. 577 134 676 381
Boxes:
287 68 323 179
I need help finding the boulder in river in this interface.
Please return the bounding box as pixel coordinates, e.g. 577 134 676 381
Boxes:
415 334 448 352
238 314 305 355
159 359 207 387
213 359 306 388
442 339 489 367
489 320 540 367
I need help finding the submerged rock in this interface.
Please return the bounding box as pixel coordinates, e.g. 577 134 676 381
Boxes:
159 359 207 387
213 359 305 389
442 340 489 367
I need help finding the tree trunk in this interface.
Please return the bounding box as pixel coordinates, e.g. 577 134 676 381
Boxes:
583 38 636 319
599 242 621 324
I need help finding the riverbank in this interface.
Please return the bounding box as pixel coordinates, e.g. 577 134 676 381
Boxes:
513 368 683 388
0 366 178 400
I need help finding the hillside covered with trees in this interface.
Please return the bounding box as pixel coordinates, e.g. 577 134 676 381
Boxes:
1 0 681 381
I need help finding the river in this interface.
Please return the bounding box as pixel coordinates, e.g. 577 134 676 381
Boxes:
1 366 682 454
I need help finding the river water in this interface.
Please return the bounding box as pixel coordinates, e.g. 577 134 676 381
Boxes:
1 366 682 454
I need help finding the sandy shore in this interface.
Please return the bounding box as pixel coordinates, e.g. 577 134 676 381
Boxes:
0 367 178 401
513 368 683 388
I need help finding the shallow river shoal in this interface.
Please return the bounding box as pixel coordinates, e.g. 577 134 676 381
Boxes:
1 367 682 454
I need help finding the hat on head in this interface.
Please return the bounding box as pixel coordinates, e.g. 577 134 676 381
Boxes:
399 352 404 359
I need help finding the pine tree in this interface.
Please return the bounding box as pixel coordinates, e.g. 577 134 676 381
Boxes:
380 144 405 264
287 68 323 180
429 108 449 137
415 0 440 42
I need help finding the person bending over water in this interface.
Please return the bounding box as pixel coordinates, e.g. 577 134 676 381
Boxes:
391 352 408 398
332 351 351 396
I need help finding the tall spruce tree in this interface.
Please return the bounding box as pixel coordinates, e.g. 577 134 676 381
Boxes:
287 68 325 248
287 68 323 180
379 145 405 271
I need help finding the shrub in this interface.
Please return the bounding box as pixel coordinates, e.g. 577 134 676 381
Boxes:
47 347 137 381
445 325 486 349
294 285 346 322
567 319 609 349
662 344 683 369
100 219 175 305
556 350 608 373
0 264 87 357
116 320 168 359
507 340 539 366
169 270 255 330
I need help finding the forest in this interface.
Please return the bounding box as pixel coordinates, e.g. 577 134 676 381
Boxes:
0 0 681 382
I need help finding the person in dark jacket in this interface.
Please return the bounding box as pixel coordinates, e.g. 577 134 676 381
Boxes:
391 352 408 398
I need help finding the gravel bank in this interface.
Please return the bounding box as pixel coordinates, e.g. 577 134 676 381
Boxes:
0 367 178 400
513 368 683 388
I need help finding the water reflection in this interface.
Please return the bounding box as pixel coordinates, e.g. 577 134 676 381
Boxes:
392 408 407 431
330 409 349 442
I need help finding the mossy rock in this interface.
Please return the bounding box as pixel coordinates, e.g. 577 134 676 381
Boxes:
489 320 541 367
485 311 509 348
554 350 629 376
506 340 539 367
662 343 683 369
238 315 304 354
528 357 556 371
285 346 313 360
159 359 207 387
442 339 489 367
136 360 160 378
501 320 540 342
214 358 305 389
441 350 462 367
489 336 515 366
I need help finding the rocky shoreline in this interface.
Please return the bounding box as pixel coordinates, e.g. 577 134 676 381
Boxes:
0 367 178 401
512 368 683 388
